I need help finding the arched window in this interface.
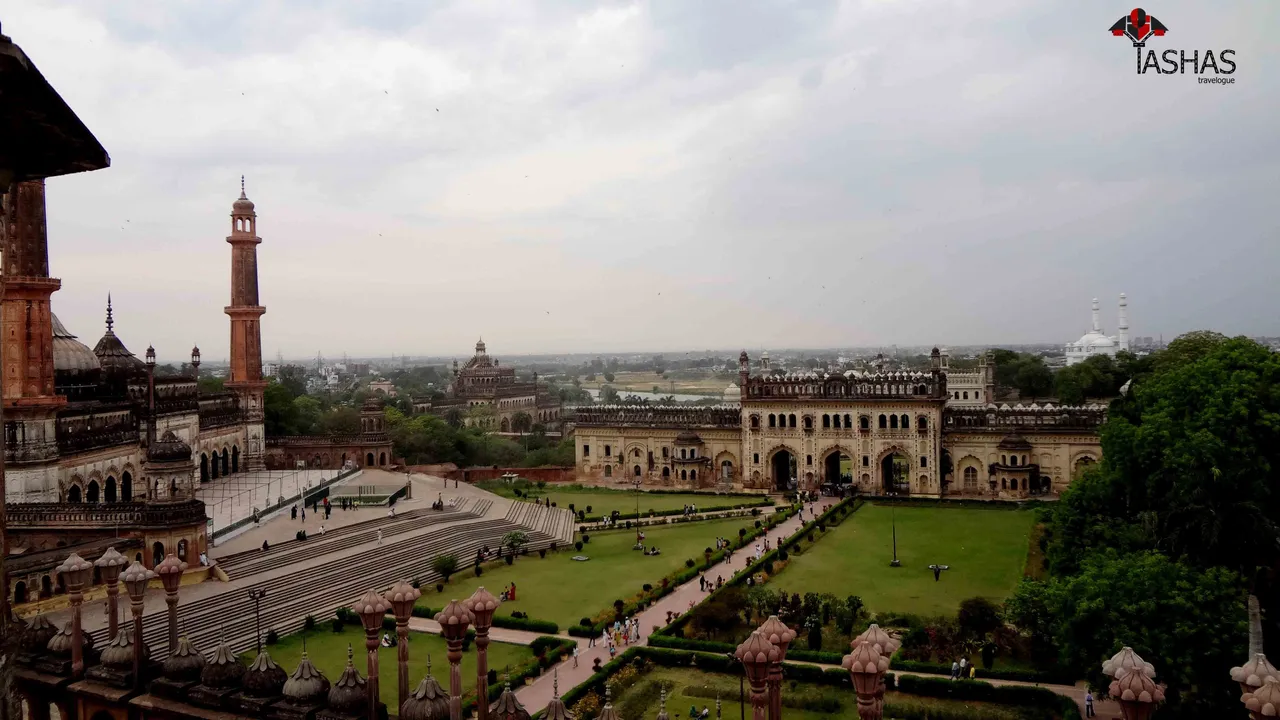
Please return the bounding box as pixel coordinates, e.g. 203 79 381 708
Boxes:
604 465 613 478
40 575 53 598
1010 455 1018 467
200 454 209 483
634 465 642 477
232 446 240 473
750 415 759 429
878 414 887 429
121 472 133 501
690 469 697 481
87 480 100 503
662 447 669 458
803 416 813 430
633 448 641 458
604 445 612 456
768 414 776 428
806 455 813 466
789 414 797 428
105 477 117 503
822 414 830 429
379 452 387 466
13 581 26 605
1001 478 1007 489
211 455 220 480
366 452 375 466
721 460 733 480
177 539 188 563
860 416 869 430
680 470 687 480
890 415 898 429
681 448 687 459
753 453 760 464
963 466 978 490
662 467 670 478
918 416 927 430
221 449 229 475
962 391 969 399
68 485 82 503
900 414 909 428
920 456 928 468
152 542 165 567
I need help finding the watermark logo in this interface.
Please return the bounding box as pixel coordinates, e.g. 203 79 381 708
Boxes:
1108 7 1236 83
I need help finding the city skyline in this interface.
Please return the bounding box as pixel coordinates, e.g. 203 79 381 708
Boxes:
7 1 1278 356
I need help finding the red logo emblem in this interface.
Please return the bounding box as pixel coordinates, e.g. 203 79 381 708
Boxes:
1110 8 1168 47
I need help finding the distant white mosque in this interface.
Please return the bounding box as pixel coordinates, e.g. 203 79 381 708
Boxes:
1065 294 1130 366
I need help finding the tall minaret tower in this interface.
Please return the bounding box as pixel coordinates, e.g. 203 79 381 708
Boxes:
225 178 267 470
1117 293 1130 351
1090 298 1102 333
1 180 66 501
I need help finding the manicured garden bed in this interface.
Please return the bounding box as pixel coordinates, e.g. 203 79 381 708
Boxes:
476 480 770 519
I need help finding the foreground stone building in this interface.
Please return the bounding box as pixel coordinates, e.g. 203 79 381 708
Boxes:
412 339 562 430
574 350 1104 497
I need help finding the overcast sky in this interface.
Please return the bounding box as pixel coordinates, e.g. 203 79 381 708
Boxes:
7 1 1278 361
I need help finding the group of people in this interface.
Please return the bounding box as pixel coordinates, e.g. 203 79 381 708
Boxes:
589 616 642 658
697 574 724 592
949 657 976 680
681 504 700 516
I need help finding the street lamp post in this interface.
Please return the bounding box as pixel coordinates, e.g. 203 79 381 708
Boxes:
248 587 267 654
633 477 644 549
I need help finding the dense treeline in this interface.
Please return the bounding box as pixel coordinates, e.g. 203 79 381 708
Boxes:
1004 331 1277 717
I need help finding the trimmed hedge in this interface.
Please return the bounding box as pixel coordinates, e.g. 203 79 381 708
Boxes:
895 674 1065 710
648 634 846 665
890 657 1077 686
577 498 774 524
463 635 575 716
869 496 1047 511
412 605 558 634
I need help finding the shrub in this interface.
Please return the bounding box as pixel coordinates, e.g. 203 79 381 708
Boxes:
806 623 822 651
505 555 514 565
582 535 590 544
817 522 826 532
432 554 459 580
763 560 775 575
642 584 653 592
265 628 279 645
751 508 760 516
808 533 815 542
437 583 445 593
475 565 484 577
551 501 557 507
575 541 584 551
625 520 632 529
569 503 576 511
461 627 476 651
487 669 498 684
754 520 762 529
304 615 316 630
494 615 561 633
539 549 547 558
550 542 558 552
586 506 593 513
685 558 695 568
738 528 747 539
778 549 789 561
411 577 422 589
578 510 586 520
331 618 344 633
957 597 1002 639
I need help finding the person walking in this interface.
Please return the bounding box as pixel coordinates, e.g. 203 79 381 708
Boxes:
377 529 383 545
950 660 959 680
1084 690 1094 717
572 645 579 668
959 657 967 676
968 664 976 679
600 628 609 650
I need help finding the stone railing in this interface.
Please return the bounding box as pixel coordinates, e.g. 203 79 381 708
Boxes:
4 499 208 529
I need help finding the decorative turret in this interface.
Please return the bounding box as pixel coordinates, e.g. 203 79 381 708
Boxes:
325 645 369 716
490 677 531 720
401 657 450 720
544 670 574 720
243 650 289 697
162 636 205 682
282 651 331 706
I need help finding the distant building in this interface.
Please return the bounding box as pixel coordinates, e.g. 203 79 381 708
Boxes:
369 378 397 396
1065 295 1130 366
413 339 562 430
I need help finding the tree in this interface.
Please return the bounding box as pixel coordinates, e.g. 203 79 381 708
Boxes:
599 385 620 403
512 412 533 434
432 554 459 581
603 372 615 382
1014 358 1053 399
957 597 1002 639
264 381 300 435
806 619 822 651
501 531 529 555
1014 551 1246 715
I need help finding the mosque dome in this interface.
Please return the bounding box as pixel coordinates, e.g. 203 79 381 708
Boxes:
282 653 330 704
51 314 100 373
233 189 255 214
722 383 739 402
93 297 145 378
326 647 368 715
674 430 703 445
162 636 205 682
201 640 246 689
100 628 146 669
243 650 289 697
401 671 450 720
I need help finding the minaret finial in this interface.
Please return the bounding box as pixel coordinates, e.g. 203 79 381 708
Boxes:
427 654 433 675
553 668 559 698
240 174 246 198
105 293 114 333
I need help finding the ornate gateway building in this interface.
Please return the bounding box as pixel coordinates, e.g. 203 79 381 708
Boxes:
574 349 1105 498
412 339 563 431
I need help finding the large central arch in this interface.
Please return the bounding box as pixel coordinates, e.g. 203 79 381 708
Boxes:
878 447 910 495
820 446 854 487
768 448 797 492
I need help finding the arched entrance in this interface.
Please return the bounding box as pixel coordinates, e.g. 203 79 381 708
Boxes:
366 452 375 466
232 446 240 473
210 453 220 480
221 448 230 475
152 542 165 567
67 484 82 503
721 460 733 482
13 581 26 604
200 454 209 483
880 451 909 495
105 477 117 502
379 452 387 466
86 480 100 503
122 471 133 500
770 450 796 492
823 450 851 486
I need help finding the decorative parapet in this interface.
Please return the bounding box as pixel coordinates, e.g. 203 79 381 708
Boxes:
943 402 1107 432
574 405 741 429
4 499 207 530
743 369 943 400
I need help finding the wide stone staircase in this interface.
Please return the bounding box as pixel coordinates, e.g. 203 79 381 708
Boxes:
89 497 575 656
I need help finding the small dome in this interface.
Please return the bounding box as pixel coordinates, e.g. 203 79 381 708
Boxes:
47 620 96 657
674 430 702 445
21 615 58 654
51 314 101 373
243 650 289 697
201 641 246 689
722 383 739 402
998 432 1033 452
149 430 192 464
326 647 368 715
490 681 531 720
101 628 146 669
162 636 205 682
233 189 255 214
282 653 330 704
401 668 450 720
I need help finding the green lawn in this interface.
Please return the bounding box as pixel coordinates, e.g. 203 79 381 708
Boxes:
604 667 1028 720
770 503 1037 617
421 516 760 627
245 625 533 704
476 482 768 517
